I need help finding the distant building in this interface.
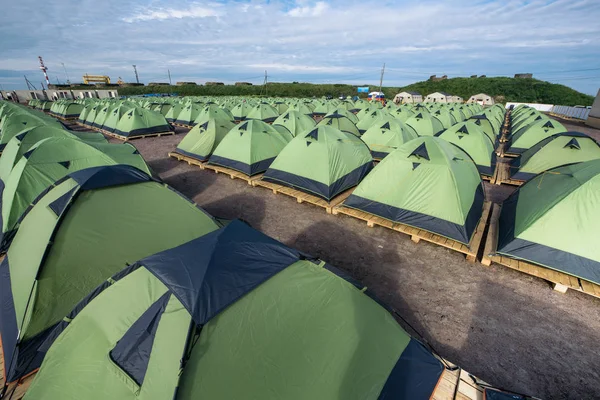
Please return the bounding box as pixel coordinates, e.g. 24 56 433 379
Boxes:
393 91 423 104
586 88 600 129
448 95 463 103
424 92 451 103
470 75 478 78
429 75 448 82
176 82 197 86
0 89 118 103
148 82 170 86
479 75 487 78
235 82 253 86
515 73 533 79
467 93 495 106
205 82 225 86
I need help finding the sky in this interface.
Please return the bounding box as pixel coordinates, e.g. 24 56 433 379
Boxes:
1 0 599 95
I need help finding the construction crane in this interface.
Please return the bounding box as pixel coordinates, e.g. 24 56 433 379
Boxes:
82 74 111 84
38 56 50 85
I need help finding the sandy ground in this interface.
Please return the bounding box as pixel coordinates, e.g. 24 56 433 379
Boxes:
104 121 600 400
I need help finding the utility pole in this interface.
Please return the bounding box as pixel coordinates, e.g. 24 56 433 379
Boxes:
61 62 71 84
24 75 37 90
168 69 172 85
262 70 268 96
132 65 140 84
379 63 386 93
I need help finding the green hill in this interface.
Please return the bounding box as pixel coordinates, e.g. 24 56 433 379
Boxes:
116 77 594 106
396 77 594 106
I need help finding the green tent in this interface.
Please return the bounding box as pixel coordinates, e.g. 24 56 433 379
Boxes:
327 107 359 123
344 137 484 244
194 104 234 124
272 101 289 114
165 103 185 123
290 102 314 115
0 137 151 243
77 104 94 124
468 114 499 142
83 105 101 127
404 112 444 137
0 125 106 181
317 112 360 136
208 120 292 176
496 160 600 285
0 165 220 383
436 121 496 177
390 106 415 122
272 109 316 137
361 118 418 160
356 110 389 133
508 119 567 154
510 132 600 181
174 118 236 162
23 220 443 400
91 103 117 129
431 109 457 129
114 107 172 138
0 114 61 151
101 102 136 133
246 103 279 123
263 126 373 200
174 103 204 126
230 102 253 121
153 103 172 116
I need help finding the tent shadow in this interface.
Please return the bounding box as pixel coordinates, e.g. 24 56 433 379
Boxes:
200 193 266 228
147 156 178 176
442 274 600 399
163 170 219 199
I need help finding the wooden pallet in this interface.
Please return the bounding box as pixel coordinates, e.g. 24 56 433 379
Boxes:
170 122 193 129
202 164 263 186
168 152 207 169
332 201 492 262
103 131 175 142
495 142 519 158
253 180 354 214
0 341 34 400
482 204 600 298
492 161 524 186
432 363 485 400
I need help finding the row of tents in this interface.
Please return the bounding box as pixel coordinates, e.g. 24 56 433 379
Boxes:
503 105 600 182
488 104 600 287
0 99 513 400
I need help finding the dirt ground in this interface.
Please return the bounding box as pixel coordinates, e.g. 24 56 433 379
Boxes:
109 120 600 400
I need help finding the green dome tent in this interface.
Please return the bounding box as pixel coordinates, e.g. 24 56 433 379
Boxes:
510 132 600 181
508 119 567 154
0 114 61 151
344 137 484 244
390 106 415 122
317 112 360 136
174 118 236 162
0 125 106 181
165 103 185 123
91 103 118 129
327 107 359 123
114 107 172 138
290 102 314 115
468 114 499 142
101 102 136 133
0 165 220 383
497 160 600 285
361 118 418 160
404 112 444 137
272 101 289 114
263 126 373 201
436 121 496 177
23 220 443 400
246 103 279 123
153 103 172 116
356 110 389 133
174 103 204 126
431 109 457 129
83 105 101 127
272 109 316 137
208 120 292 176
77 104 94 124
230 102 253 121
0 137 151 244
194 104 234 125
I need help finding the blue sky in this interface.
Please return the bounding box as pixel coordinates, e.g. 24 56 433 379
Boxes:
1 0 599 95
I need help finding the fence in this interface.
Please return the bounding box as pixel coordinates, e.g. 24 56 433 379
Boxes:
549 105 591 121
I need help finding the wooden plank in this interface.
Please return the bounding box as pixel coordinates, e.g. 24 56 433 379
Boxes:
253 180 354 213
104 131 175 141
494 162 524 186
202 164 263 186
332 201 492 261
0 339 34 400
167 152 207 169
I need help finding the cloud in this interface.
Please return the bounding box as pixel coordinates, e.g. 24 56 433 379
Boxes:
287 1 329 17
123 3 222 23
1 0 599 94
